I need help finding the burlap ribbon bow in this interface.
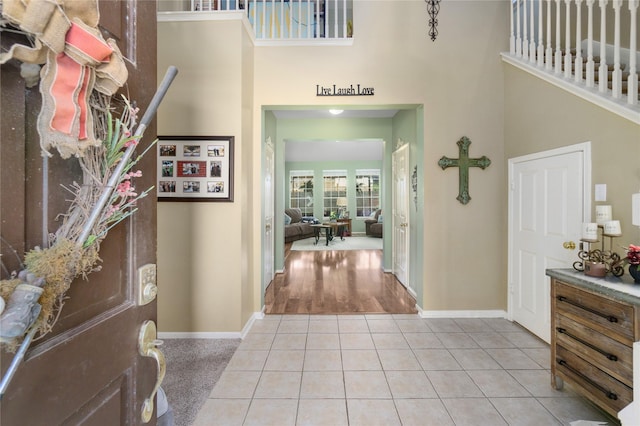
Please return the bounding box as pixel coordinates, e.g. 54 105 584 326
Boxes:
1 0 128 158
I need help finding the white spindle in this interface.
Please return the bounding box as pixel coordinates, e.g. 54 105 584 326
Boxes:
523 0 529 59
538 0 545 66
628 0 639 104
297 0 301 38
612 0 622 98
261 0 266 38
555 0 563 73
529 0 536 62
342 0 347 39
510 0 515 54
564 0 573 78
290 0 295 38
333 0 338 39
599 0 608 92
308 0 312 39
324 0 328 39
546 0 553 69
575 0 583 83
517 0 522 57
586 0 595 87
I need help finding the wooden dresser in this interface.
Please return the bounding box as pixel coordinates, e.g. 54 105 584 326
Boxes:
547 269 640 418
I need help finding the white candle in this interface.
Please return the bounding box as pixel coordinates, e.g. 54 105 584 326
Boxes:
582 222 598 240
604 220 621 235
595 205 612 224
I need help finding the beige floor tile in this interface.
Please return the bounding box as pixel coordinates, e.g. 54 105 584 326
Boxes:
482 318 524 332
346 399 401 426
537 396 615 424
442 398 508 425
264 350 305 371
249 320 281 334
306 333 340 350
413 349 462 371
436 332 479 349
423 318 463 332
449 348 502 370
344 371 392 398
377 349 421 370
308 320 338 333
243 398 298 426
508 370 576 397
490 397 562 425
254 371 302 399
454 318 491 332
426 371 484 398
225 350 269 371
278 320 309 334
385 370 437 398
339 333 375 350
300 371 345 398
341 349 382 370
467 370 531 397
366 319 400 333
394 398 454 426
486 348 543 369
209 371 261 398
296 399 348 426
500 331 548 348
395 319 431 333
371 333 409 349
303 349 342 371
391 314 421 320
281 315 309 321
467 332 515 348
521 347 551 368
238 333 275 351
403 332 444 349
309 314 338 321
337 319 369 333
192 398 250 426
272 333 308 350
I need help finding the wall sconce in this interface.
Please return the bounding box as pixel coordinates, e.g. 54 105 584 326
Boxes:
425 0 441 41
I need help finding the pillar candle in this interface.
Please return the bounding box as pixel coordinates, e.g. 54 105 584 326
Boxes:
595 205 612 224
582 222 598 240
604 220 621 235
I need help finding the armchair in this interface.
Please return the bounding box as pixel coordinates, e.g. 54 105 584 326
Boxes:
365 209 383 237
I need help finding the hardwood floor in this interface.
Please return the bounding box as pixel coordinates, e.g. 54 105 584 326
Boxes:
264 242 417 315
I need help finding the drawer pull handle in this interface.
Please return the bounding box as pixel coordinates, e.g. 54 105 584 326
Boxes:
556 328 618 361
557 296 619 323
557 359 618 400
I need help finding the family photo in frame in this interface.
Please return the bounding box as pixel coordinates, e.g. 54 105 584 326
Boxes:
157 136 234 201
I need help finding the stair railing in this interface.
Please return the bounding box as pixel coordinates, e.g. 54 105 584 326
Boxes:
506 0 639 122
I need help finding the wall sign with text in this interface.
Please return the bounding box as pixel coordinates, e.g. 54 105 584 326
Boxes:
316 84 375 96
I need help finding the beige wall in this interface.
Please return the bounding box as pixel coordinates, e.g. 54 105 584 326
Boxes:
504 65 640 242
158 1 512 333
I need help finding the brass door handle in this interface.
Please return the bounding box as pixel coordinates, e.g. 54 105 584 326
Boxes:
563 241 576 250
138 320 166 423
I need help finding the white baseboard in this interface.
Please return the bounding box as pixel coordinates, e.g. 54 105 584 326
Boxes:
417 308 508 319
241 311 264 339
158 331 242 339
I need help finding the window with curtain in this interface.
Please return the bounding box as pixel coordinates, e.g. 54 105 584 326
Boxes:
322 170 347 218
355 169 380 218
289 171 314 216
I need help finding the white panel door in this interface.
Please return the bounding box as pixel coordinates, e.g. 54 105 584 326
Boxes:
510 148 585 343
263 139 275 291
392 144 410 289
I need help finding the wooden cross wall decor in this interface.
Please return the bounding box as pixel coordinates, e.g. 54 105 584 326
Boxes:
438 136 491 205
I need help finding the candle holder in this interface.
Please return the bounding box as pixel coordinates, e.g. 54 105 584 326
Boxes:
573 225 625 277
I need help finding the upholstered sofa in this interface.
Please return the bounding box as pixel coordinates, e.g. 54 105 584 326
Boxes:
365 209 383 238
284 208 317 243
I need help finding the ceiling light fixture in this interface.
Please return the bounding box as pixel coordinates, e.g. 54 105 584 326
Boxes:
329 109 344 115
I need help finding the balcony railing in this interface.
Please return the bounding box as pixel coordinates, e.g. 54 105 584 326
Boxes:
502 0 640 123
189 0 352 40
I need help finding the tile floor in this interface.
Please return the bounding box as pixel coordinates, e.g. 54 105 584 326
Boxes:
193 314 617 426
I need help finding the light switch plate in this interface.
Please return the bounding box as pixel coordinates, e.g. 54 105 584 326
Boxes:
137 264 157 306
594 184 607 202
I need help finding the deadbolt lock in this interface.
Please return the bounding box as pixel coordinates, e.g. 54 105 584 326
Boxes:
138 264 157 306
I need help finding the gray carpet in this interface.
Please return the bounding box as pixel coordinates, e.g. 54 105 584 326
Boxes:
161 338 241 426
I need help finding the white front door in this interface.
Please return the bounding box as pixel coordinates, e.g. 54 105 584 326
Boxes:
392 143 410 290
509 143 589 343
263 139 275 291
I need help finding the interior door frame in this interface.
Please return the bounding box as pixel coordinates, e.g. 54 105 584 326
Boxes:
392 143 411 293
507 141 592 322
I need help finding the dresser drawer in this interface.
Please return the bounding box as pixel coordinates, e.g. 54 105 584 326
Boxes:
555 313 632 387
556 345 632 416
555 281 635 345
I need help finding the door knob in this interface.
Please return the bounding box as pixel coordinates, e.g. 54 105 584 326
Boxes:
563 241 576 250
138 320 166 423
